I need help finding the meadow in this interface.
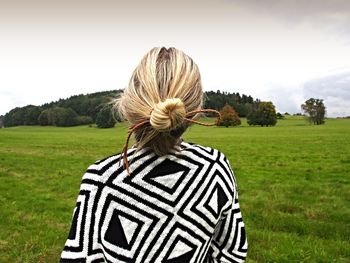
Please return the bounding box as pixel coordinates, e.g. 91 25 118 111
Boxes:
0 116 349 262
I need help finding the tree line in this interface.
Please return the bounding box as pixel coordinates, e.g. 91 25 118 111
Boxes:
1 90 259 128
204 91 254 117
1 88 326 128
2 90 118 128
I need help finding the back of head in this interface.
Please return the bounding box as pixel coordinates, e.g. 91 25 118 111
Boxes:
114 47 203 156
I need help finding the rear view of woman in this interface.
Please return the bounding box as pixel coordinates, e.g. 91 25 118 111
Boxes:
60 47 248 262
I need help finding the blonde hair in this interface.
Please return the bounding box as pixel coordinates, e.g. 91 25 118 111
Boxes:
113 47 220 175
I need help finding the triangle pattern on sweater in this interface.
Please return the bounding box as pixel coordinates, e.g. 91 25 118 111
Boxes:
143 158 189 194
208 188 219 214
164 235 197 263
150 171 183 189
118 214 139 245
168 239 193 259
204 182 229 218
104 209 143 250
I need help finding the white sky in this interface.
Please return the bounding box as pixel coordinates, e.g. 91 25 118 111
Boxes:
1 0 350 117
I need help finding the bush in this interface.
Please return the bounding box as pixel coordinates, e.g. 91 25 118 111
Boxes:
216 104 241 127
276 112 285 119
247 101 277 126
76 116 94 125
96 106 116 128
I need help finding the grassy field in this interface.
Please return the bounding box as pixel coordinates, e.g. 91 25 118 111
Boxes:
0 116 349 262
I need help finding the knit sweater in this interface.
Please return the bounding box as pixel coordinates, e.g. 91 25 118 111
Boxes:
60 141 248 263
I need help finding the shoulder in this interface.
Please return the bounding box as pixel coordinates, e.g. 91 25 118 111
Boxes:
180 141 232 165
180 141 238 203
81 146 156 182
86 152 124 175
180 141 237 183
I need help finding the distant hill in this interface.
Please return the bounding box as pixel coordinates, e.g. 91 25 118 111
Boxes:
2 89 258 127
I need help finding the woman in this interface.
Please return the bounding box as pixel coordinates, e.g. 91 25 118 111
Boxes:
60 47 248 262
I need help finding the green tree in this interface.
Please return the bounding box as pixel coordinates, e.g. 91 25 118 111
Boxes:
276 112 285 119
203 90 255 117
38 110 50 126
51 107 79 127
3 107 26 127
38 107 79 126
96 106 116 128
76 115 94 125
216 104 241 127
24 105 41 125
301 98 326 125
247 101 277 126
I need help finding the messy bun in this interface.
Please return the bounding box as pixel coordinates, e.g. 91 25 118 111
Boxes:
114 47 204 156
150 98 186 131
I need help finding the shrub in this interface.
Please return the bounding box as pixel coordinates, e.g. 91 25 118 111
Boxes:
216 104 241 127
76 116 94 125
247 101 277 126
96 106 116 128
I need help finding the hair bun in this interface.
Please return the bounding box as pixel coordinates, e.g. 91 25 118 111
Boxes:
150 98 186 131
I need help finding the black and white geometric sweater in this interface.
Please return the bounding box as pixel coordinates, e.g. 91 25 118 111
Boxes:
60 141 248 263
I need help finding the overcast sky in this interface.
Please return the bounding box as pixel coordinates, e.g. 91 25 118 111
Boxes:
1 0 350 117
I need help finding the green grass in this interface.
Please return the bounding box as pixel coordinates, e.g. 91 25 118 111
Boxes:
0 116 349 262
